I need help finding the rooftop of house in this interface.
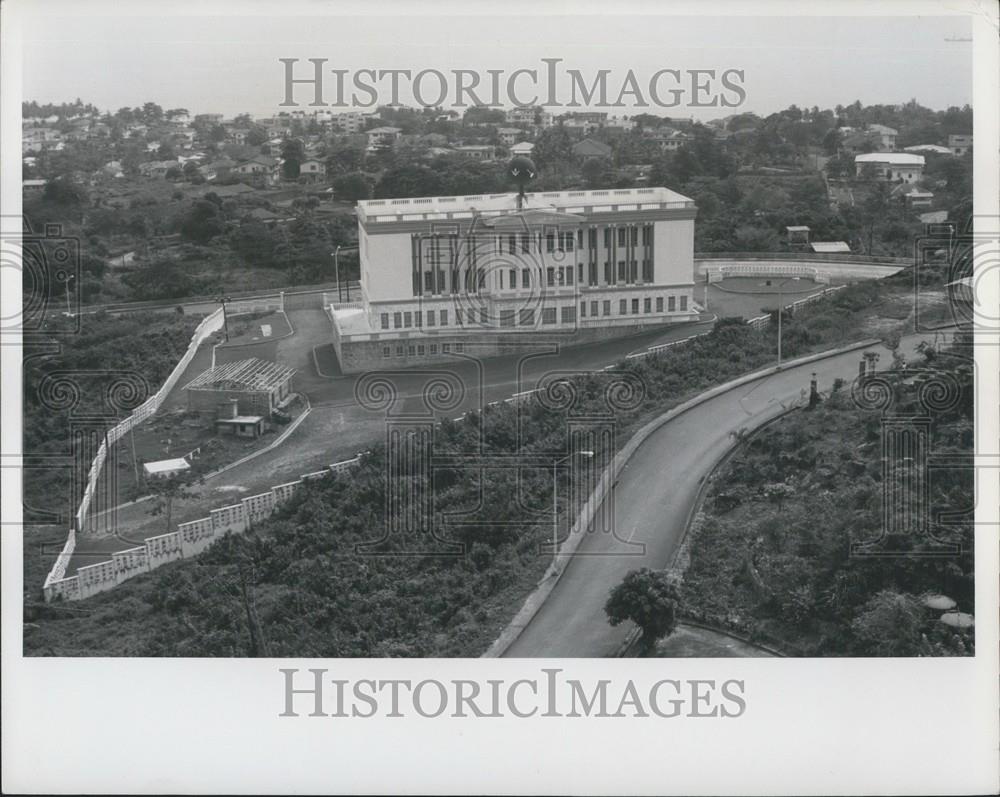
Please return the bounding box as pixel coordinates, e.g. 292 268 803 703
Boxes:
855 152 925 166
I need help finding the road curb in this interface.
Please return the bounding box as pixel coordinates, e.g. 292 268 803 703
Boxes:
482 336 882 658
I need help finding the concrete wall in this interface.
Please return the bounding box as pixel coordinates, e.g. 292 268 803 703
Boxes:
42 455 362 603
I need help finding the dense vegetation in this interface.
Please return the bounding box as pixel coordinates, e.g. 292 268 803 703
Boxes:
678 333 975 656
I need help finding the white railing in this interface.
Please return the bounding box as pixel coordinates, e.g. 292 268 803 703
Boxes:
43 308 225 593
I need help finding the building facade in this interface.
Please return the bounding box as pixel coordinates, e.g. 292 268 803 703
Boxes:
855 152 925 183
330 186 699 372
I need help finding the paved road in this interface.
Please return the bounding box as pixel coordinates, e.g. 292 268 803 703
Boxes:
503 331 941 657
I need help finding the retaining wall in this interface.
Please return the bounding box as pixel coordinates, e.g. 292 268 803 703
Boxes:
43 455 362 602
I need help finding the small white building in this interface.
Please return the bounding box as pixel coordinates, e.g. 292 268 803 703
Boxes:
855 152 925 183
143 458 191 479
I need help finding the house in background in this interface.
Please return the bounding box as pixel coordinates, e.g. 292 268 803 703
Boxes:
509 141 535 157
366 126 402 152
454 144 496 161
855 152 925 183
572 138 613 161
866 124 898 150
184 358 296 417
948 134 973 156
299 158 327 181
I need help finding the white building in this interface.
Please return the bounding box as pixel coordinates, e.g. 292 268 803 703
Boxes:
330 186 698 371
855 152 925 183
948 134 972 156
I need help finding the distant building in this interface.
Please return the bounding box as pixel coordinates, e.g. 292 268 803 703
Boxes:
509 141 535 157
948 134 972 156
866 124 898 150
904 189 934 208
299 158 327 181
854 152 925 183
572 138 613 161
786 226 810 247
143 458 191 480
366 126 402 151
496 127 523 147
651 130 692 152
904 144 952 155
22 179 48 194
506 106 552 128
454 144 496 161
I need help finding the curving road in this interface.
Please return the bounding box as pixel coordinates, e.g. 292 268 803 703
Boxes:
503 331 941 657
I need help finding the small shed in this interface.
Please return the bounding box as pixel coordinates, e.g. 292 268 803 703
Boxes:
184 357 295 416
143 457 191 479
811 241 852 254
786 225 810 245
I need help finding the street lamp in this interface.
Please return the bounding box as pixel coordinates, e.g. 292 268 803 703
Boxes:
215 294 231 341
770 276 799 367
551 449 595 561
331 245 343 303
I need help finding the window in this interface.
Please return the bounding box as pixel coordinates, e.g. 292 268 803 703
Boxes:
521 234 530 254
618 261 626 281
380 313 389 330
546 267 555 287
631 227 638 245
562 232 574 251
508 234 517 254
439 309 448 326
618 228 626 246
565 266 573 285
395 344 404 356
589 262 598 286
578 263 584 283
603 300 611 316
455 343 464 352
604 262 613 284
619 299 627 315
499 271 504 290
414 311 422 327
509 269 517 289
631 298 639 314
630 261 638 282
668 296 676 312
603 228 611 246
427 310 436 327
580 301 587 318
522 268 530 287
656 296 663 312
417 344 425 355
424 271 434 292
393 312 402 329
542 307 557 324
577 230 584 248
642 259 653 283
442 343 451 353
382 346 391 358
546 233 555 252
589 228 598 249
680 295 688 311
407 345 416 355
500 310 515 327
430 343 438 354
644 298 651 313
520 308 535 326
591 300 598 316
561 306 576 324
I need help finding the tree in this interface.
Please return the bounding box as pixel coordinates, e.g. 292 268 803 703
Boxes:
332 171 372 202
850 590 926 656
146 474 199 535
605 568 681 654
281 138 305 179
582 157 612 188
180 199 225 243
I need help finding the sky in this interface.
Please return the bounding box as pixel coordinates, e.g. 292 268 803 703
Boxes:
17 2 974 120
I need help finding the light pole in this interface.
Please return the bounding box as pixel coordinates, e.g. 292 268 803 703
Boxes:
551 450 595 560
332 245 342 303
773 276 799 367
216 294 231 341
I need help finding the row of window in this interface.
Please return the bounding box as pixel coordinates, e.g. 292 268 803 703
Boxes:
378 294 690 333
492 225 653 256
381 308 450 330
414 257 656 298
580 294 688 318
382 342 466 358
